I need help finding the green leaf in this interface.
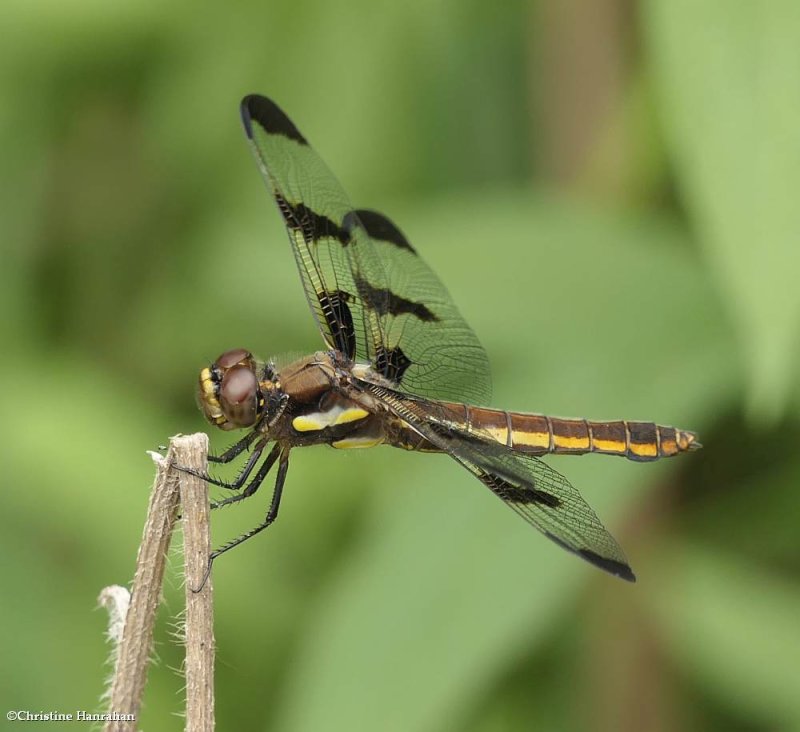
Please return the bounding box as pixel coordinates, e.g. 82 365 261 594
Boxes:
645 0 800 421
651 543 800 727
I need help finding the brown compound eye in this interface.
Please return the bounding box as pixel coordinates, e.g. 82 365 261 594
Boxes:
215 348 255 371
219 364 261 428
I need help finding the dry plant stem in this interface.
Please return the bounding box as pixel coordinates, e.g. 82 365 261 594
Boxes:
176 433 216 732
103 438 185 732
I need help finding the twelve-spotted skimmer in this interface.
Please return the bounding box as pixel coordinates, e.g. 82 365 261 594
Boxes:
196 94 699 583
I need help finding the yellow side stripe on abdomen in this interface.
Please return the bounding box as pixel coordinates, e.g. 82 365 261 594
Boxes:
510 429 551 449
552 433 591 451
436 402 698 461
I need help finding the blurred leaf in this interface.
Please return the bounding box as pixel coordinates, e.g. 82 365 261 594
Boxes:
677 412 800 564
645 0 800 421
651 543 800 728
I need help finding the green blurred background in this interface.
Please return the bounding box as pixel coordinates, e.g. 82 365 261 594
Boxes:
2 1 799 730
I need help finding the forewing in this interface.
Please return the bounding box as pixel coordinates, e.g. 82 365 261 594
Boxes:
241 95 384 362
241 96 491 404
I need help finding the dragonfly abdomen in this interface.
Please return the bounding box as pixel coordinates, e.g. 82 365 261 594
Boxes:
464 406 699 462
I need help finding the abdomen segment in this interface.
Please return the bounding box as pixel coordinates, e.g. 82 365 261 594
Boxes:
424 404 700 462
470 406 698 461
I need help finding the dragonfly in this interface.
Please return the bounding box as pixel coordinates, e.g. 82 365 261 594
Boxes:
195 94 700 583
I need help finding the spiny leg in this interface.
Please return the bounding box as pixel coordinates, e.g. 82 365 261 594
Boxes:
203 449 289 572
208 430 259 464
178 437 267 490
211 443 281 509
205 440 268 491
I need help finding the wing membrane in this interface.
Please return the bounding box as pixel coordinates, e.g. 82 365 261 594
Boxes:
354 378 635 581
241 95 382 361
353 210 490 403
241 96 490 403
452 448 635 581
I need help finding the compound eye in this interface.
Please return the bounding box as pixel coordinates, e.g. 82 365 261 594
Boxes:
219 365 260 427
216 348 254 370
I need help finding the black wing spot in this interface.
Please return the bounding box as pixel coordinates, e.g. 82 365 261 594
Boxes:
489 475 562 508
275 194 349 245
374 345 412 384
578 549 637 583
318 290 356 359
354 276 438 322
241 95 308 145
545 532 636 582
353 209 416 253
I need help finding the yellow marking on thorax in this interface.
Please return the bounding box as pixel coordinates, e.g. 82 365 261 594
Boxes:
292 406 369 433
293 415 326 432
333 407 370 425
511 430 551 449
552 434 591 451
331 435 384 449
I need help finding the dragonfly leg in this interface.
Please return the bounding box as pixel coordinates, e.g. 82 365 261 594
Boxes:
178 438 268 490
208 431 259 463
207 447 290 564
211 443 281 508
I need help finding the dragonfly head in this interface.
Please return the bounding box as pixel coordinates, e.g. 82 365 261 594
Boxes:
197 348 266 431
